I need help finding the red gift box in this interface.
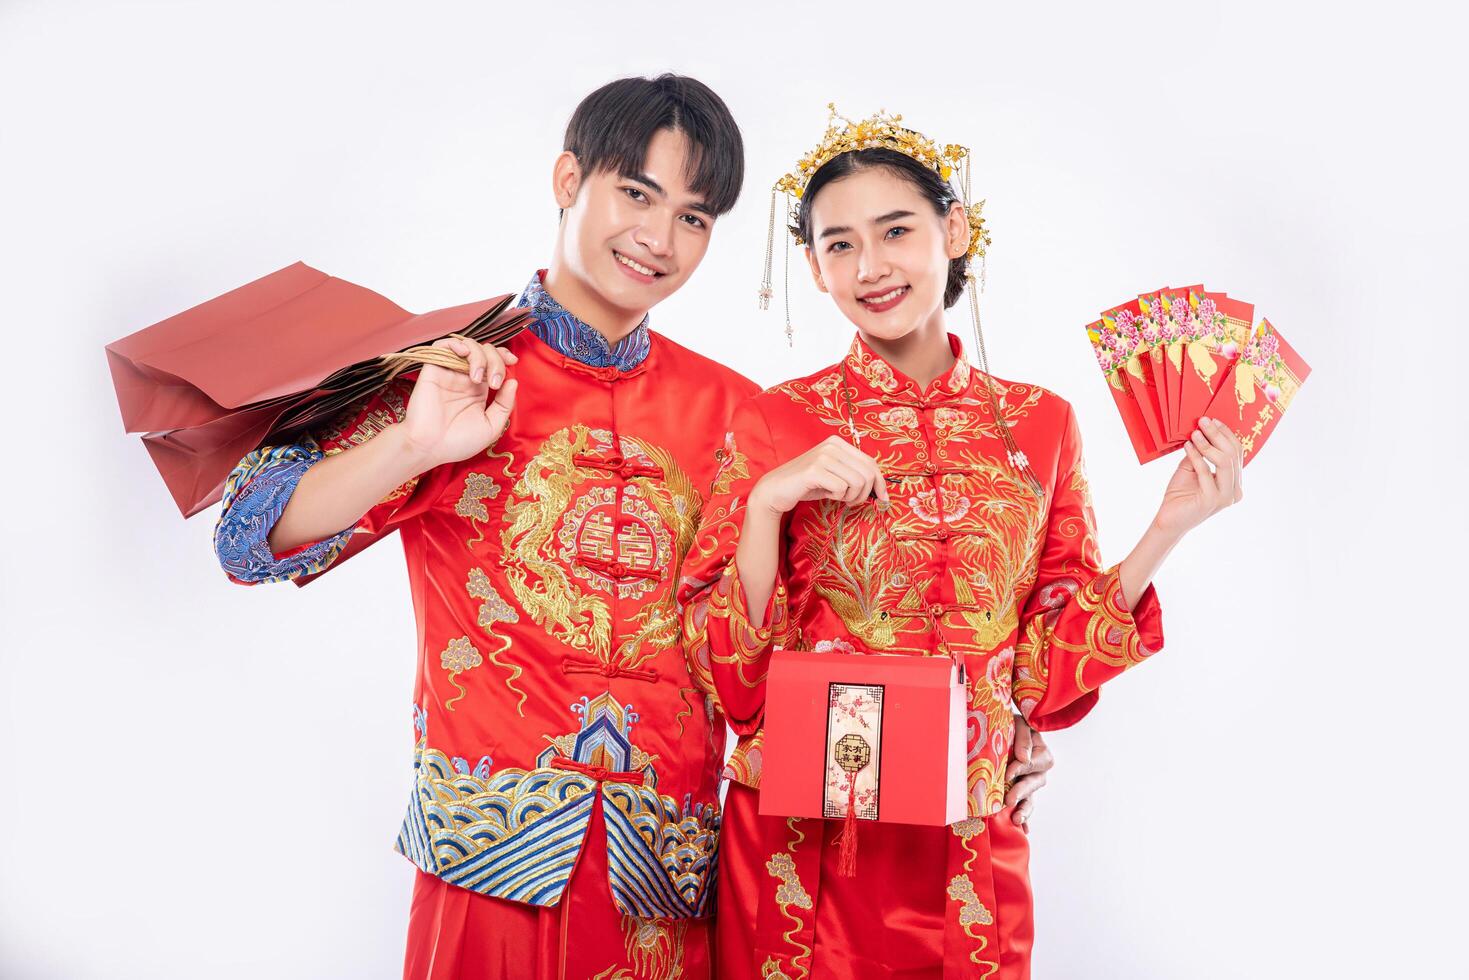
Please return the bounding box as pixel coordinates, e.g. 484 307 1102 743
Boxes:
758 649 969 827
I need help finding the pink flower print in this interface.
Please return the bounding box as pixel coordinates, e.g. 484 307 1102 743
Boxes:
1245 340 1269 368
1169 297 1188 322
1197 297 1217 323
933 407 970 429
1260 332 1280 361
1192 311 1212 340
812 374 841 399
878 406 919 429
1095 347 1117 371
863 358 898 392
910 489 943 524
815 638 858 655
910 488 971 525
1140 315 1162 344
1115 309 1137 330
945 493 972 523
986 647 1015 703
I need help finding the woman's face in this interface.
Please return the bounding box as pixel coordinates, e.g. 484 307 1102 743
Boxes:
805 165 968 343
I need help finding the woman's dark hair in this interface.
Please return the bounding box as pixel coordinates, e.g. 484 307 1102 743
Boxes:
563 74 745 216
796 148 969 308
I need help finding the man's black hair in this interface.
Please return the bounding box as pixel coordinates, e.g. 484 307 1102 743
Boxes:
563 74 744 216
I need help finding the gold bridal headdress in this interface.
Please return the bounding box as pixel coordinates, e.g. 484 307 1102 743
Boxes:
766 105 990 254
758 104 1041 496
759 105 992 342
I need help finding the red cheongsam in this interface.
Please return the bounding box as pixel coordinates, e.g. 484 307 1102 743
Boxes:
680 334 1165 979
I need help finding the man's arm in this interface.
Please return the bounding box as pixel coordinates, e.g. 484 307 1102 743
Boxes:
268 336 517 552
267 424 434 553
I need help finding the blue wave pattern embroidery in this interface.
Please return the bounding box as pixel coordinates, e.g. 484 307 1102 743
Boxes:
213 443 354 583
517 272 651 372
395 696 719 917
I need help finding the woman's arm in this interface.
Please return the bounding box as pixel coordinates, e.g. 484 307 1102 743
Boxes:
735 435 888 624
1116 416 1244 607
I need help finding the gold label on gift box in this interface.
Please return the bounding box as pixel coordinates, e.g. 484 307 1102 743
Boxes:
823 682 883 820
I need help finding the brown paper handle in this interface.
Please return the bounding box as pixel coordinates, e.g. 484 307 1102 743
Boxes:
378 333 474 380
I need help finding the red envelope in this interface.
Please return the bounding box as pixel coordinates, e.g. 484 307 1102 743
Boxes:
1156 283 1203 441
1087 320 1169 464
1091 285 1309 467
1137 288 1176 443
1176 291 1254 435
1101 298 1169 450
1201 317 1311 463
759 649 968 827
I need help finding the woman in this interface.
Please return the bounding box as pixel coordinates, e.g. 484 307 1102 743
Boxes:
679 110 1243 978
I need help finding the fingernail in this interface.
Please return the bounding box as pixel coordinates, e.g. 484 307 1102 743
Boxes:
472 367 484 383
490 372 504 388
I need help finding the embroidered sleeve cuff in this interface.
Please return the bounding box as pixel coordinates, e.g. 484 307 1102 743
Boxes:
1016 565 1164 731
214 445 355 585
1125 580 1165 654
1090 565 1165 666
1028 691 1099 732
710 561 788 652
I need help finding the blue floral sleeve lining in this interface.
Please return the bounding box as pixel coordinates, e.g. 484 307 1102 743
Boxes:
213 443 355 584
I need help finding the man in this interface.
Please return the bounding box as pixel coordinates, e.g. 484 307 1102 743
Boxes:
213 74 1053 978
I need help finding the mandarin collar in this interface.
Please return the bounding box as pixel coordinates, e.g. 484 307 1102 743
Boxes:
516 270 651 372
843 332 974 403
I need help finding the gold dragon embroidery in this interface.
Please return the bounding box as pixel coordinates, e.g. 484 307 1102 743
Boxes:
498 425 701 673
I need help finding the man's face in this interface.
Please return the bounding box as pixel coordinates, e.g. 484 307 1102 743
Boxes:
557 128 717 315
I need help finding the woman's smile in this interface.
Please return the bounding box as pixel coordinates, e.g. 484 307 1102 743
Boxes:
858 285 910 313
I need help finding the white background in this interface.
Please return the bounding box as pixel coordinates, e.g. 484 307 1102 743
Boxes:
2 1 1464 977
